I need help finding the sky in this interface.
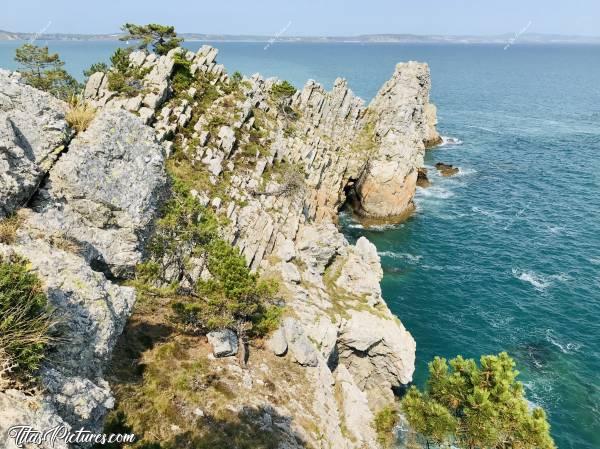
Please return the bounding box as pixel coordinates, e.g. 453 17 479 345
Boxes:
2 0 599 36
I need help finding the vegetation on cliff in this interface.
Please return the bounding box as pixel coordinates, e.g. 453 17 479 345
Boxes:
14 43 80 100
136 181 280 338
399 352 556 449
0 254 53 388
120 23 183 56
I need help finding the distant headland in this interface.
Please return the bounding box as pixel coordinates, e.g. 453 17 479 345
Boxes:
1 30 599 44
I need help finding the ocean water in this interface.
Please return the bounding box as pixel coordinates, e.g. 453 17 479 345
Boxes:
1 40 599 449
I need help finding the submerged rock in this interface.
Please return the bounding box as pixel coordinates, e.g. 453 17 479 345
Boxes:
435 162 459 176
417 167 431 187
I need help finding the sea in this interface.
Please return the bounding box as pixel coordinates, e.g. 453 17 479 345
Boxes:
1 39 598 449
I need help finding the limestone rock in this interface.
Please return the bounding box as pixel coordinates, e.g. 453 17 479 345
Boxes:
355 62 437 220
338 309 416 408
207 329 239 357
27 108 168 278
267 328 288 356
335 237 383 305
296 223 347 276
280 261 301 283
0 390 70 449
335 364 377 447
0 70 70 218
282 318 319 367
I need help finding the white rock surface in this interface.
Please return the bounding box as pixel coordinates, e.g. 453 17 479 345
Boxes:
207 329 239 357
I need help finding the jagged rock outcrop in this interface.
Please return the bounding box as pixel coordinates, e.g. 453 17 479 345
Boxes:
79 45 433 448
354 62 439 219
0 70 70 218
0 95 168 445
0 42 438 449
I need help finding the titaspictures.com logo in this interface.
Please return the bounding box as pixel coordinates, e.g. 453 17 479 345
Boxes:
7 425 135 448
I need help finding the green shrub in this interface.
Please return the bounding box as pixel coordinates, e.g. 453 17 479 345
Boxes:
171 53 194 95
401 352 556 449
374 406 399 448
14 44 81 100
271 80 297 99
110 48 133 73
0 255 53 381
137 181 280 337
106 48 149 97
83 62 109 79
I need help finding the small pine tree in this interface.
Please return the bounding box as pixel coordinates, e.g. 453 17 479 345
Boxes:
14 44 80 100
120 23 183 55
401 352 556 449
83 62 109 79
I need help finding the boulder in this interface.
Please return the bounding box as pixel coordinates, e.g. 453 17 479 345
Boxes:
338 309 416 408
26 108 168 278
0 70 70 218
335 237 383 305
267 328 288 356
282 318 319 367
207 329 239 357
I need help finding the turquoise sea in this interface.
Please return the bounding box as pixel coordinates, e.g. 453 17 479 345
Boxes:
1 40 599 449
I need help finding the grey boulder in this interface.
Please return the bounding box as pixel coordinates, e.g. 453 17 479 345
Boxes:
207 329 239 357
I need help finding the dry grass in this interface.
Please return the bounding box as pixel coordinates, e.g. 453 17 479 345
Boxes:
0 255 55 387
0 348 17 391
66 95 96 133
0 214 22 245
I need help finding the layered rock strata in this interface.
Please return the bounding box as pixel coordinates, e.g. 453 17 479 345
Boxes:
0 43 439 448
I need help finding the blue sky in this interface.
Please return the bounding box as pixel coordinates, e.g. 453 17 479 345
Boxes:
2 0 599 36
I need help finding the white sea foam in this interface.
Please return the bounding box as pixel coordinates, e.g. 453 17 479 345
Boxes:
347 223 364 229
545 329 582 354
368 223 403 232
512 268 550 290
416 186 454 199
472 206 503 220
378 251 422 263
438 136 464 146
456 167 477 176
546 225 565 235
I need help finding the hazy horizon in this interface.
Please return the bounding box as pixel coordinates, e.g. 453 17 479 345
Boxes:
2 0 599 37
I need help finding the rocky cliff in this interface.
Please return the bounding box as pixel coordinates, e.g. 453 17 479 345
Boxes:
0 45 439 448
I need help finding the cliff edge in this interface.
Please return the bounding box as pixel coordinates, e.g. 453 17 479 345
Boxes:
0 45 440 448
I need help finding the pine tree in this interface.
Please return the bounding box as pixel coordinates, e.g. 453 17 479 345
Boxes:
120 23 183 55
401 352 556 449
14 44 80 100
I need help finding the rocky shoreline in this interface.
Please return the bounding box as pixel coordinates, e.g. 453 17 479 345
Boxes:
0 44 440 448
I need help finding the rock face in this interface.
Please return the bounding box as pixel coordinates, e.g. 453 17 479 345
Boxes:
27 108 168 278
0 70 70 218
0 93 168 445
355 62 439 219
78 46 431 449
0 42 437 449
